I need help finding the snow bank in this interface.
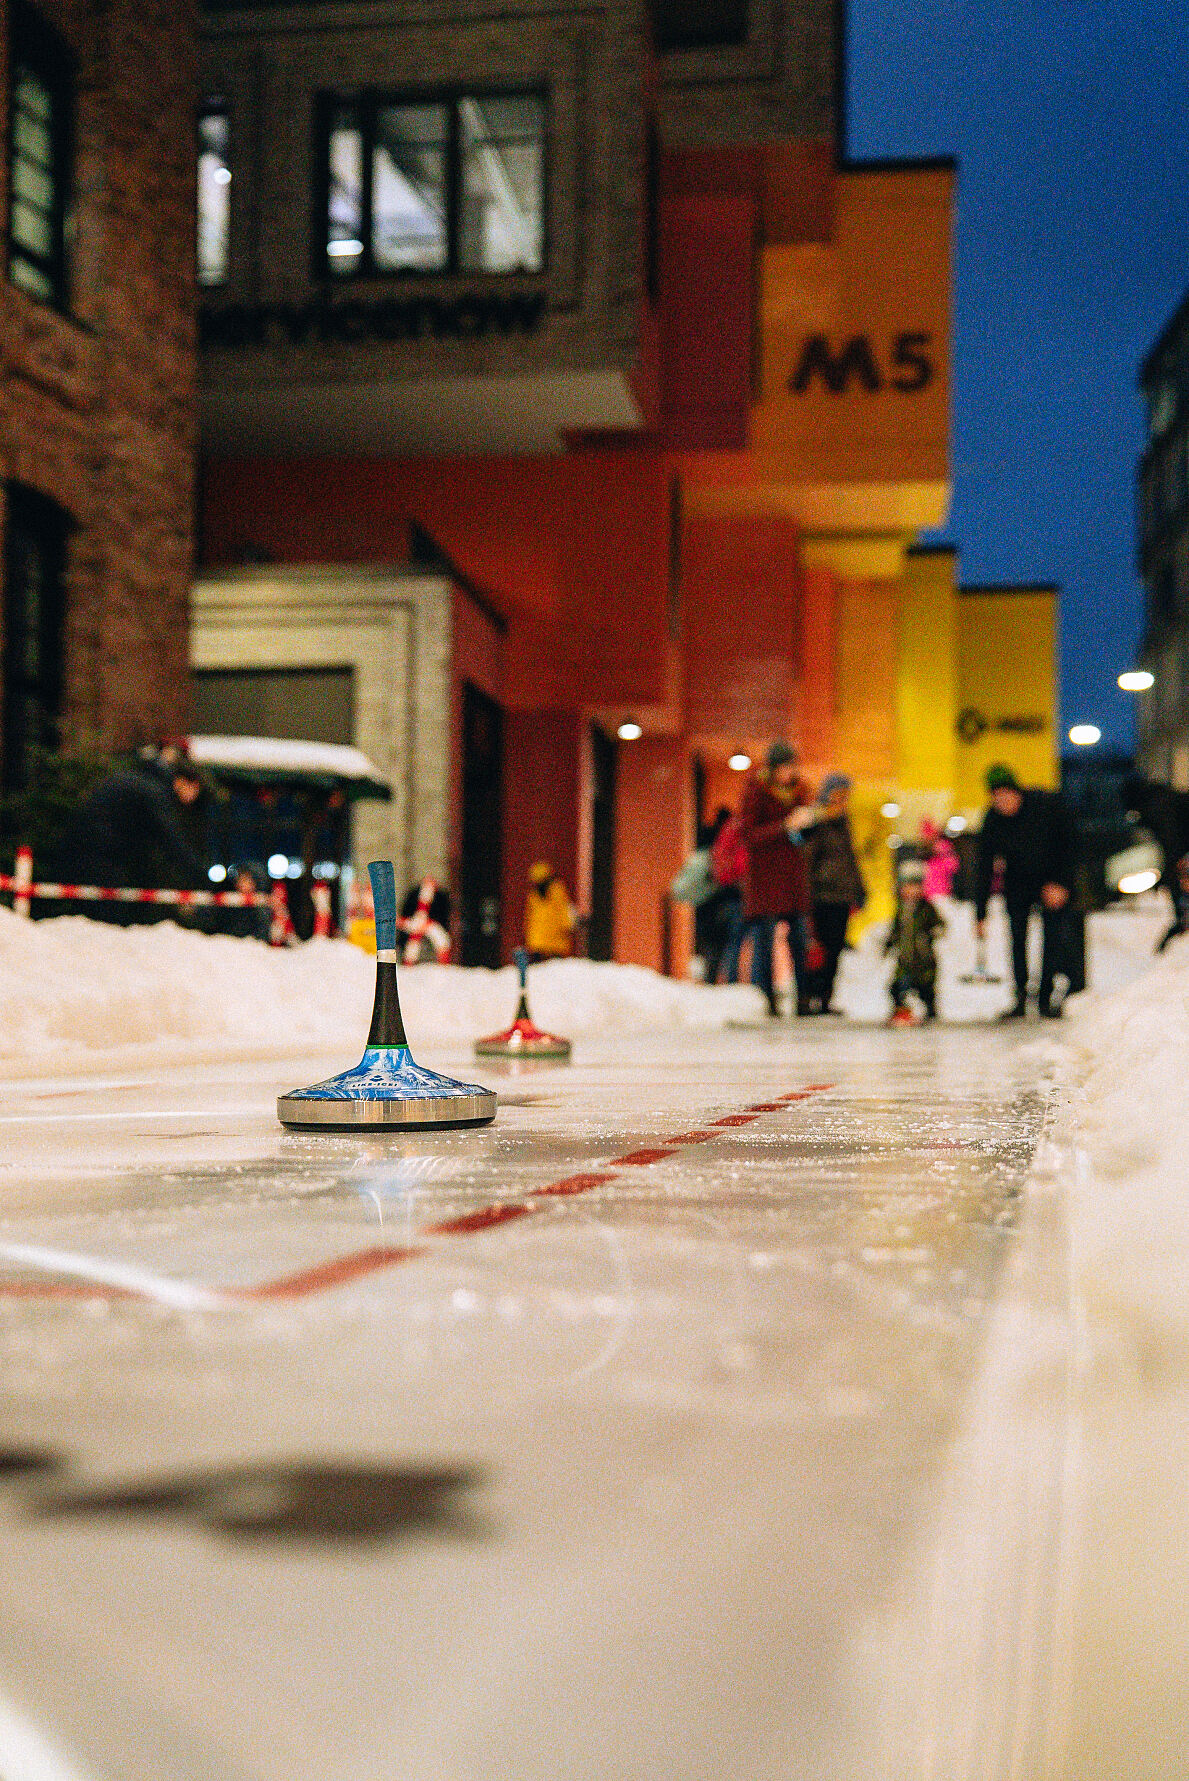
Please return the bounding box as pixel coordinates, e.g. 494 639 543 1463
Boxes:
0 908 763 1073
0 895 1169 1075
1062 927 1189 1333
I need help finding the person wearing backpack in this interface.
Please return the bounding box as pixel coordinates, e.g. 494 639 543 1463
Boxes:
697 812 744 990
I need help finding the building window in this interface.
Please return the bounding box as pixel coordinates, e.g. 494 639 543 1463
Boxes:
198 102 231 286
2 486 68 794
6 1 73 308
649 0 750 51
319 90 545 280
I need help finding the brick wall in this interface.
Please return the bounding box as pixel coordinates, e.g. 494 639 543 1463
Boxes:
656 0 835 147
199 0 650 450
0 0 197 761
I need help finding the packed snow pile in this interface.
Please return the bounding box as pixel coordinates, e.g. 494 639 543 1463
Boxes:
1061 925 1189 1347
0 908 764 1072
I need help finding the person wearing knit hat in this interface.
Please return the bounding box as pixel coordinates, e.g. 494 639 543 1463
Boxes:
975 764 1075 1018
984 763 1020 794
737 742 814 1015
801 771 865 1015
885 857 944 1022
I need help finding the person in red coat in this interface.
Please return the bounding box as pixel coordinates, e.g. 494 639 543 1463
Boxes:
738 741 815 1016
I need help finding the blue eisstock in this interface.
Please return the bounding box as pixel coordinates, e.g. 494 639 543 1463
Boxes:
276 858 496 1124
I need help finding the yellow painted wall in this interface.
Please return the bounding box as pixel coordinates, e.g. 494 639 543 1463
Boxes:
896 547 957 794
955 589 1059 805
833 582 898 778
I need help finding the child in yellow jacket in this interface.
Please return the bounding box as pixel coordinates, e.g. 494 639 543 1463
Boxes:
525 860 576 959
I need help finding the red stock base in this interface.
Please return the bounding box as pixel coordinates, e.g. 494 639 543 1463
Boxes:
474 1018 572 1061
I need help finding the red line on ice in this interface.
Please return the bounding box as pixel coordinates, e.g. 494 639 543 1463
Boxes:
0 1086 834 1304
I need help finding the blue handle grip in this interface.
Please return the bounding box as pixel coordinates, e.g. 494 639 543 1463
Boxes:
368 860 398 952
514 946 529 988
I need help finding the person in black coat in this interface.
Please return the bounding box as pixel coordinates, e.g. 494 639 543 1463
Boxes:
1123 773 1189 950
974 764 1075 1018
56 757 208 921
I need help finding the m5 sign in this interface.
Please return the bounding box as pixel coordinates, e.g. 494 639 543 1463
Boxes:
789 332 935 395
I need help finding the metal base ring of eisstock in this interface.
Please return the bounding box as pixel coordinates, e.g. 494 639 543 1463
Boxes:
276 1088 497 1130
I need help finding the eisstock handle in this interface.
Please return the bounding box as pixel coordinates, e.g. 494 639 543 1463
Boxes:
368 860 398 955
514 946 529 989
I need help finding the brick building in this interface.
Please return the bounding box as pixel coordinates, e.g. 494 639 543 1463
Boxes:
0 0 197 792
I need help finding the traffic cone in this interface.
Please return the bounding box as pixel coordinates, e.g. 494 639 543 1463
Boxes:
475 948 572 1060
277 860 497 1131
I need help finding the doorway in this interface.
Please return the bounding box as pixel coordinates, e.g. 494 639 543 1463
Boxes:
587 723 617 961
460 682 504 967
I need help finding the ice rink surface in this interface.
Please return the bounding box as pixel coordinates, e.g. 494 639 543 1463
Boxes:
0 1024 1074 1781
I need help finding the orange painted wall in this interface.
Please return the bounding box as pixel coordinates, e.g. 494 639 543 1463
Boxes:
797 565 837 767
612 735 690 970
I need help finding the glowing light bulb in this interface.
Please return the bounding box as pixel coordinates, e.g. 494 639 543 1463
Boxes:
1117 670 1154 692
617 721 642 741
880 801 901 819
1068 724 1101 746
728 752 752 771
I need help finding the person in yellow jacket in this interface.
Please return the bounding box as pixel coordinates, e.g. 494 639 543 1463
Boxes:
525 860 576 960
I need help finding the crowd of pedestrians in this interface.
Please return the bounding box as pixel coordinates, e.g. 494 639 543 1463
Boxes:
676 741 1109 1024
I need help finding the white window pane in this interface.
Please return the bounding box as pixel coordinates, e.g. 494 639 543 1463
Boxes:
327 114 364 272
458 95 544 273
12 111 52 168
14 67 51 123
13 156 53 211
11 255 53 301
11 199 52 256
372 105 448 271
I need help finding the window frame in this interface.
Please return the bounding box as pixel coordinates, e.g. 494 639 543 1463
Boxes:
6 0 74 311
313 85 548 284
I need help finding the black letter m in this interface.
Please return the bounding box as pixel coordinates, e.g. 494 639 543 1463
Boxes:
790 334 882 395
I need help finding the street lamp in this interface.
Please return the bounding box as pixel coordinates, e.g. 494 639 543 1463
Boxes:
1068 723 1101 747
1118 670 1155 692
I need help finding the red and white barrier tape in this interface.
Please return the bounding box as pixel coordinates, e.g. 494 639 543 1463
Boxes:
1 847 300 946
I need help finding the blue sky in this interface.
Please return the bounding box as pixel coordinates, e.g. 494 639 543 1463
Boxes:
847 0 1189 753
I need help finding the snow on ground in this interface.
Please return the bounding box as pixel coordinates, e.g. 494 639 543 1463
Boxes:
1049 910 1189 1777
1061 907 1189 1336
0 908 764 1073
0 895 1173 1075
